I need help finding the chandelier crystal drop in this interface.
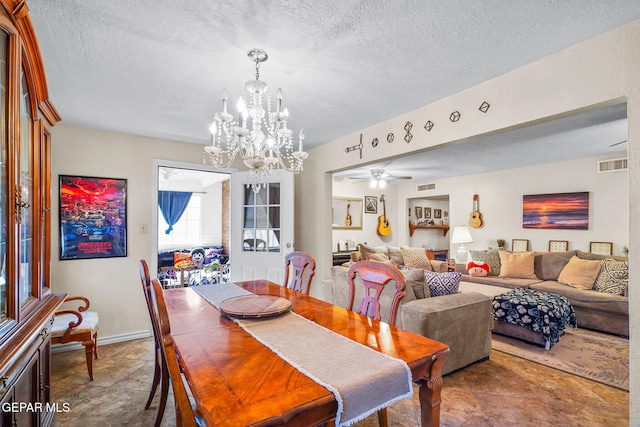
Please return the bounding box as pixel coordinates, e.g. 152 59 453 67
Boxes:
204 48 308 192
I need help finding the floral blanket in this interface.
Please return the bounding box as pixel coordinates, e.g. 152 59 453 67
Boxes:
492 288 577 350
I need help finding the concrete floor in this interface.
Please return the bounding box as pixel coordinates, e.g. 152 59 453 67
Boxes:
51 337 629 426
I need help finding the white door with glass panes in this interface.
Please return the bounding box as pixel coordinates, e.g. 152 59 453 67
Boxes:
230 170 294 283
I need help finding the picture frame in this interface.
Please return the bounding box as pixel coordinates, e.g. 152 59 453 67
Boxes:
415 206 422 219
59 175 128 260
364 196 378 214
434 208 442 219
512 239 529 252
523 191 589 229
424 207 432 219
590 241 613 256
548 240 569 252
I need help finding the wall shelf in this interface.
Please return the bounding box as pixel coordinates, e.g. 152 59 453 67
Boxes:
409 223 450 237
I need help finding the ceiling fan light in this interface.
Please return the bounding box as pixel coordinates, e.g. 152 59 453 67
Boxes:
378 179 387 189
369 179 377 189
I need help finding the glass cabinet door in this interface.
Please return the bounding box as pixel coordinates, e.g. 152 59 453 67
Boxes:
18 67 34 306
0 31 7 321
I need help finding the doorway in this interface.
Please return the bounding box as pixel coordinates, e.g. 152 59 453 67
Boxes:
154 163 230 287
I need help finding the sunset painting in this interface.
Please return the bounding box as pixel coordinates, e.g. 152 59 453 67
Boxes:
522 192 589 229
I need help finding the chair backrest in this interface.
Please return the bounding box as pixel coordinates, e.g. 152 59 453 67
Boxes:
149 279 198 427
284 251 316 295
139 260 162 348
346 260 406 326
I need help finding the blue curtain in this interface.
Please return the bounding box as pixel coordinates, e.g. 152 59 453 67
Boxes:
158 191 192 234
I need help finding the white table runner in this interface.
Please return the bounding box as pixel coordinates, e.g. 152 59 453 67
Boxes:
192 283 413 426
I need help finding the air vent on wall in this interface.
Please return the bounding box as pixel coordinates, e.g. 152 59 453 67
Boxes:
597 158 627 173
417 183 436 192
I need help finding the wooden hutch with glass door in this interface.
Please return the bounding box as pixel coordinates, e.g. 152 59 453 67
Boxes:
0 1 64 426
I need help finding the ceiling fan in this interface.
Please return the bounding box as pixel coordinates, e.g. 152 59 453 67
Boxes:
349 169 412 189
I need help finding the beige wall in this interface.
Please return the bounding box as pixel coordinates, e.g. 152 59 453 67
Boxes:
299 20 639 422
50 125 206 342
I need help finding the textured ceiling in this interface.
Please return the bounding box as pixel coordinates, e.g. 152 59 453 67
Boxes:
27 1 638 181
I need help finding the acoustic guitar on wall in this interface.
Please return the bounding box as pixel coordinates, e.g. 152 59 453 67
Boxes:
344 203 352 226
468 194 483 228
377 195 391 236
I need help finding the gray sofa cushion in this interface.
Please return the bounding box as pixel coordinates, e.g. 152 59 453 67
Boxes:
458 274 541 289
386 245 405 266
530 281 628 317
534 250 576 280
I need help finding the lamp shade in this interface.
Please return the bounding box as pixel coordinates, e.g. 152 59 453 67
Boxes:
451 226 473 244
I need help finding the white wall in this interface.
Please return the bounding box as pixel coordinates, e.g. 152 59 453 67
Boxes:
298 19 640 422
200 182 223 246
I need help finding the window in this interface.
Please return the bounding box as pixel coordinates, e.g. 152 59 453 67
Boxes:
242 184 280 252
158 193 202 248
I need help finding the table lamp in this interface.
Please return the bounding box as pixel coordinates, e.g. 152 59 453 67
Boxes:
451 225 473 262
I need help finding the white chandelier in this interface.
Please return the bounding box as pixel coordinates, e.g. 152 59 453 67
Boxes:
204 48 308 192
369 169 387 189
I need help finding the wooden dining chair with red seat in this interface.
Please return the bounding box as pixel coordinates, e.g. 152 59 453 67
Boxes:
139 259 168 427
51 296 100 381
284 251 316 295
346 260 407 427
150 278 205 427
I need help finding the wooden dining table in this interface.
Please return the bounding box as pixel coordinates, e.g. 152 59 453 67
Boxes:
164 280 450 426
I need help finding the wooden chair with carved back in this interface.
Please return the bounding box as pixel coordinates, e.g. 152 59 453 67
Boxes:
346 260 407 427
150 278 204 427
51 296 100 381
139 259 168 427
284 251 317 295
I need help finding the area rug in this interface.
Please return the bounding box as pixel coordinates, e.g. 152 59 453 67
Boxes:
491 328 629 390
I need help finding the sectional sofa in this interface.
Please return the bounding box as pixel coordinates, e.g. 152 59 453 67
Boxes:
459 249 629 336
323 245 494 376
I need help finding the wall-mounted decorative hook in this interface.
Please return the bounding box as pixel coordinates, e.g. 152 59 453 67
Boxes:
345 134 363 159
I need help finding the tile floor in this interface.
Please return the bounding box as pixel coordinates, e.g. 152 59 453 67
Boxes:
51 337 629 426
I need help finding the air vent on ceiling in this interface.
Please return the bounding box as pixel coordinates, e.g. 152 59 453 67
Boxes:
417 183 436 192
597 158 627 173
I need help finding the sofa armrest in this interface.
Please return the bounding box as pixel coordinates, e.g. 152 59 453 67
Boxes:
322 279 337 305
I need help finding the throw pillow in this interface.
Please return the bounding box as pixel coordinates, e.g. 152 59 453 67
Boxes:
386 245 405 266
469 248 501 276
423 270 461 297
557 255 602 289
399 266 429 299
593 258 628 295
400 247 434 271
360 244 389 262
498 251 537 279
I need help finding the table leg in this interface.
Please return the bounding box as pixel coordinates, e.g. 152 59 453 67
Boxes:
416 354 447 427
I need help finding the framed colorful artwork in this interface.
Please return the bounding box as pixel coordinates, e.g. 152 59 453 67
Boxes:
523 192 589 229
59 175 128 260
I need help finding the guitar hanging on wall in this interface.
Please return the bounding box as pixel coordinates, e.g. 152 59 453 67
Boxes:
377 195 391 236
468 194 483 228
344 203 352 226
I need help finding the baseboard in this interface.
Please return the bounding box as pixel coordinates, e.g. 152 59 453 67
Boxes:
51 330 152 354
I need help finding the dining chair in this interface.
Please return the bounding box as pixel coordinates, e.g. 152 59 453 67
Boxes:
284 251 317 295
150 278 204 427
139 260 168 427
51 296 100 381
346 260 407 427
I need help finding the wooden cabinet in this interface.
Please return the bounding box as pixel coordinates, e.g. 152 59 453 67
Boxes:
0 2 64 426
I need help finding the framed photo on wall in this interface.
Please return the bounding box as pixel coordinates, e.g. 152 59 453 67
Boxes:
434 208 442 219
365 196 378 214
59 175 128 260
512 239 529 252
589 241 613 255
415 206 422 219
424 207 431 219
548 240 569 252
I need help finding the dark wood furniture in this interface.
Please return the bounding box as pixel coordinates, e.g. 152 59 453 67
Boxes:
150 279 203 427
346 260 408 426
426 249 449 261
284 251 316 295
50 296 100 380
408 223 450 236
139 260 168 427
164 280 450 427
0 2 64 426
332 250 355 265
